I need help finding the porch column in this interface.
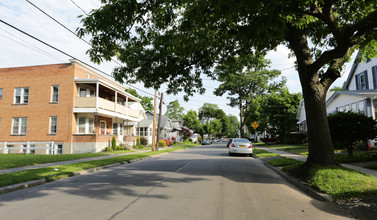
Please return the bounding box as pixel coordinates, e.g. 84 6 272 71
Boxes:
96 82 99 109
115 91 118 113
126 96 129 115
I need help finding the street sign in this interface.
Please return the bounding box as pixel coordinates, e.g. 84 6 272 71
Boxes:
251 121 259 130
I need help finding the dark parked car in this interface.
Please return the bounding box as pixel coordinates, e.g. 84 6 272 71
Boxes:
202 139 211 145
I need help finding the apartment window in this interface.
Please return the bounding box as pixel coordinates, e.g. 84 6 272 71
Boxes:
50 116 58 134
112 123 124 135
344 104 350 112
51 85 59 103
14 87 29 104
113 123 118 135
373 66 377 89
79 87 95 97
0 88 3 99
12 117 27 135
137 127 148 137
77 117 94 134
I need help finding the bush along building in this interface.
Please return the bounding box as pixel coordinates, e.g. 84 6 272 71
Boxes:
0 59 144 154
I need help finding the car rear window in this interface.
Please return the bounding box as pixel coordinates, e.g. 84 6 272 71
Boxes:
234 139 249 142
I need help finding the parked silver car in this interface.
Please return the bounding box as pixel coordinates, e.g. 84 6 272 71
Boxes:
229 138 253 156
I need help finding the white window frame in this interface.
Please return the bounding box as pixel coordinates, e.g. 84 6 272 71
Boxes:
14 87 29 104
51 85 59 103
113 123 118 135
49 116 58 134
12 117 27 135
77 117 94 134
78 86 95 97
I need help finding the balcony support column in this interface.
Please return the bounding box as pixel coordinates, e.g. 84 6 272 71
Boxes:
95 82 99 109
115 91 118 113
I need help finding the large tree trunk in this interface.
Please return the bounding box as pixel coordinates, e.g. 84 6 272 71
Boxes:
301 80 337 167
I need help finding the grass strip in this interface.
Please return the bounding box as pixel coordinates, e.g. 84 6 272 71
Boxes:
0 144 197 187
335 150 377 163
267 157 304 167
0 153 107 170
253 148 279 158
284 165 377 200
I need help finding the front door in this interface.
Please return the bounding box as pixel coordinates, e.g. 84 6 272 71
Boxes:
100 121 106 134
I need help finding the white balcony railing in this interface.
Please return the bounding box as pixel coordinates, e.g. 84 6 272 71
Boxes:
75 97 139 118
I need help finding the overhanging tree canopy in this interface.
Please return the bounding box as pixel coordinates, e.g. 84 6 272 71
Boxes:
78 0 377 171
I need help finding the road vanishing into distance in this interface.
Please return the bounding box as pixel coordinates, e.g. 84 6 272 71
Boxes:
0 143 352 220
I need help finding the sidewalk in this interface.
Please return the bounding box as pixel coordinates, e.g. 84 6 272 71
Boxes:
258 147 377 178
0 150 151 175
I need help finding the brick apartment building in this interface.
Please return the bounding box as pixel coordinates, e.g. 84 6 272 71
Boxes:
0 60 143 154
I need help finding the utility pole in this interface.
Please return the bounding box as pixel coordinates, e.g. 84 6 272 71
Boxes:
156 92 164 151
152 90 158 151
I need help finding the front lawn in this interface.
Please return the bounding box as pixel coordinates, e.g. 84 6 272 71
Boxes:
269 145 309 156
0 153 107 170
267 157 304 167
253 148 279 158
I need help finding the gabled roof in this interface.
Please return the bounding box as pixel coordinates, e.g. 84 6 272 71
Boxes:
326 90 377 105
343 51 361 90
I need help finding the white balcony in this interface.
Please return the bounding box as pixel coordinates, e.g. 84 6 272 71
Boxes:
74 97 139 119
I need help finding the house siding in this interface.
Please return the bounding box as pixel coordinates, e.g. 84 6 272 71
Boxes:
348 59 377 90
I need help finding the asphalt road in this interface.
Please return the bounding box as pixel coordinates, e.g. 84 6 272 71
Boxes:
0 143 352 220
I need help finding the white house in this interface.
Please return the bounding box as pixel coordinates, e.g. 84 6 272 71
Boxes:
297 55 377 132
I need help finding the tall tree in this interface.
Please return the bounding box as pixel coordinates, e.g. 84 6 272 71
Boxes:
214 55 280 138
125 88 153 112
165 100 184 120
78 1 377 171
182 110 201 134
226 115 240 138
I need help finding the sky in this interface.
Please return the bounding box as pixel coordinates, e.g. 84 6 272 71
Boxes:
0 0 355 117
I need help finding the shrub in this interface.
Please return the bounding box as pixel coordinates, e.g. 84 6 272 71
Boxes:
136 137 140 146
111 136 117 149
115 146 124 151
159 140 166 147
163 139 172 146
133 145 145 150
104 147 113 152
140 137 148 146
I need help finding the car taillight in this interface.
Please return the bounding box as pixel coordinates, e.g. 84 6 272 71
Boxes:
248 144 252 148
231 143 236 148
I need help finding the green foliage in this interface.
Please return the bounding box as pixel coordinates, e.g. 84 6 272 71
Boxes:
111 136 117 149
226 115 240 138
267 157 304 167
159 140 166 147
125 88 153 111
77 0 377 166
253 148 279 158
136 137 140 146
306 166 377 200
0 153 106 170
133 145 145 150
245 85 302 140
328 112 377 157
183 110 201 134
165 100 184 120
104 146 113 152
139 137 148 146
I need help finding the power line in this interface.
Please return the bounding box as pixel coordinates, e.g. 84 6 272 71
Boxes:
70 0 88 15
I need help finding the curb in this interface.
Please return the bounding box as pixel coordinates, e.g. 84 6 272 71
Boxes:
0 178 46 195
263 161 333 202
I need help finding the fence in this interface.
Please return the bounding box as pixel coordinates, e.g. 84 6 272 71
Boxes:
0 141 60 155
